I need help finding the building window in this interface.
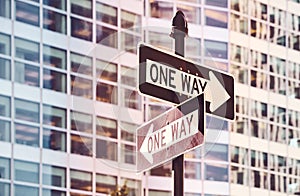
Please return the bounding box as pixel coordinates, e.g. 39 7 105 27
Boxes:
0 120 10 142
96 59 117 82
120 88 141 110
120 178 141 196
70 169 92 191
0 33 10 55
70 52 92 76
43 9 66 34
120 32 141 53
121 144 135 164
96 82 117 104
205 163 228 182
43 45 66 70
71 111 92 133
148 31 173 50
42 189 66 196
96 2 117 26
96 25 118 48
231 0 248 14
43 105 66 128
15 37 39 63
43 129 66 152
71 134 92 156
14 160 39 183
15 123 39 147
150 1 173 20
204 40 227 59
231 13 248 34
43 0 66 10
205 9 228 28
71 17 92 41
120 121 137 143
0 182 10 196
204 143 228 161
0 95 10 117
96 116 117 138
185 161 201 179
0 0 10 18
15 62 39 87
70 0 92 18
96 173 117 194
96 139 117 161
121 10 141 30
15 1 39 26
231 166 248 185
121 66 136 87
71 75 92 99
15 185 39 196
0 58 10 80
206 0 227 7
0 157 10 179
15 99 39 123
43 69 67 93
177 4 201 25
42 165 66 188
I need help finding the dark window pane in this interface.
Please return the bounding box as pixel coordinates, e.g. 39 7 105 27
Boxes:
43 9 66 34
71 17 92 41
15 1 39 26
43 69 66 93
70 0 92 18
96 82 117 104
0 0 11 18
70 169 92 191
43 189 66 196
43 129 66 152
71 134 92 156
96 139 117 161
43 0 66 10
206 0 227 7
205 9 228 28
96 25 117 48
96 174 117 194
43 45 66 69
43 105 66 128
71 75 92 99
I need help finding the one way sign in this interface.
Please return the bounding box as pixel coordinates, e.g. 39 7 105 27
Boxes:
137 94 205 172
138 43 235 121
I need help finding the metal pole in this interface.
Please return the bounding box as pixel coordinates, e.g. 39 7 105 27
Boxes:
170 10 188 196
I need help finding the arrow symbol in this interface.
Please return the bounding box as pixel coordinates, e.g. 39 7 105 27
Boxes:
206 71 230 112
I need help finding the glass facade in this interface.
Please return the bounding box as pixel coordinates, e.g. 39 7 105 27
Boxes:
0 0 299 195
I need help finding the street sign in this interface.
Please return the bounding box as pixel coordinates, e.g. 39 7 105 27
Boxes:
138 43 235 121
136 94 205 172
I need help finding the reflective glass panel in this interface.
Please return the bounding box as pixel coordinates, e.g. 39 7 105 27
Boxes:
71 76 92 99
43 189 66 196
43 45 66 70
70 169 92 191
43 0 66 10
43 69 67 93
71 134 92 156
0 182 10 196
0 58 10 80
70 0 92 18
205 9 228 28
0 120 10 142
43 129 66 151
15 185 38 196
96 59 117 82
15 123 39 147
0 157 10 179
0 0 11 18
43 165 66 187
96 139 117 161
15 38 39 63
96 25 118 48
96 82 117 104
0 33 10 55
14 160 39 183
96 116 117 138
15 99 39 123
121 66 136 87
71 17 92 41
71 111 92 133
43 105 66 128
0 95 10 117
43 9 66 34
121 10 141 30
15 62 39 87
70 52 92 75
15 1 39 26
96 173 117 194
96 2 117 26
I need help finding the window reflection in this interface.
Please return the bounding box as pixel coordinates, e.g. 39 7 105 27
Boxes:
121 10 141 30
43 45 66 70
96 25 118 48
231 13 248 34
120 121 137 143
43 189 66 196
121 144 135 164
15 62 39 87
42 165 66 188
43 9 66 34
121 66 136 87
43 0 66 10
96 173 117 194
121 32 141 53
43 105 66 128
185 161 201 179
71 111 92 133
96 82 117 104
96 116 117 138
15 1 39 26
96 2 117 26
0 182 10 196
205 9 227 28
15 123 39 147
70 52 92 76
96 59 117 82
71 134 92 156
0 33 10 55
43 69 66 93
150 1 173 20
0 58 10 80
205 163 228 181
70 169 92 191
15 99 39 123
0 0 10 18
148 31 172 50
0 95 10 117
43 129 66 151
206 0 227 8
15 185 39 196
121 88 141 110
0 120 10 142
15 38 40 63
231 166 248 185
0 157 10 179
14 160 39 183
71 17 92 41
205 40 228 59
96 139 117 161
71 75 92 99
71 0 92 18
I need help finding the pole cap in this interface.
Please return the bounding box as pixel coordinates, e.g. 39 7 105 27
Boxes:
170 10 188 38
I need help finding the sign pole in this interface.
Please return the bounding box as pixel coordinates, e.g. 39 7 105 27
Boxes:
170 10 188 196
